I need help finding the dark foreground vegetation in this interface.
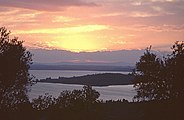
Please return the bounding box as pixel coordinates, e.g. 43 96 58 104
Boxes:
39 73 134 86
1 92 184 120
0 27 184 120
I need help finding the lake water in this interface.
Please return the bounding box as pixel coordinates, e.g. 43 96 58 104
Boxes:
30 70 131 79
29 70 136 101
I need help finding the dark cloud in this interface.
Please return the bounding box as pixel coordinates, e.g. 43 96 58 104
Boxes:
0 0 97 11
111 0 184 17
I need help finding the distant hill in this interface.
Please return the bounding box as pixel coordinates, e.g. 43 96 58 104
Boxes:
30 49 148 66
33 61 133 66
30 64 134 72
39 73 134 86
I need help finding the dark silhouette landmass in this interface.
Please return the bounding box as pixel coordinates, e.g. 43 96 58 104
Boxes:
1 94 183 120
39 73 134 86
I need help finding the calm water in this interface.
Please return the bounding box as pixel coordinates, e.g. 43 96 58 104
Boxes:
30 70 131 79
29 70 135 101
28 83 135 101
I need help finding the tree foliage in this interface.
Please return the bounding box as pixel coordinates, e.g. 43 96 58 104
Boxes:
32 93 56 110
30 85 100 120
32 85 100 111
165 42 184 99
56 85 100 109
133 41 184 101
0 27 33 110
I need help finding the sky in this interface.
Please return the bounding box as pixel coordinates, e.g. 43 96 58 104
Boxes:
0 0 184 52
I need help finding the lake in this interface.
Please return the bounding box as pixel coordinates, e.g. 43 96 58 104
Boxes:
29 70 136 101
30 70 131 79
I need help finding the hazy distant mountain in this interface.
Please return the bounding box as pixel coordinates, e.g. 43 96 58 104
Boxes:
30 49 167 67
33 61 133 66
30 49 147 66
30 64 134 72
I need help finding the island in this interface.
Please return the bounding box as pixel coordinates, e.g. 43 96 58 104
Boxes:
38 73 134 86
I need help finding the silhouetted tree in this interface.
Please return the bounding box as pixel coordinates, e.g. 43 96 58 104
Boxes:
0 27 33 110
165 41 184 100
82 85 100 104
56 85 100 109
32 93 56 111
56 90 84 109
55 86 100 120
133 47 165 101
133 41 184 101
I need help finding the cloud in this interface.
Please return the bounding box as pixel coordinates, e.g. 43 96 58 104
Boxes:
119 24 184 32
1 0 183 52
117 0 184 17
13 25 109 34
0 0 97 11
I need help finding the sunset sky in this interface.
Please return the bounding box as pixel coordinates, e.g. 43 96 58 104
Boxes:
0 0 184 52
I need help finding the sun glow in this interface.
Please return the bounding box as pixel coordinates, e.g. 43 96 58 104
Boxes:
4 0 182 52
56 35 100 52
13 24 109 52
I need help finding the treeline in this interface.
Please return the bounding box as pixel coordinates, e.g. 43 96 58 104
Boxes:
1 85 183 120
0 85 104 120
1 87 183 120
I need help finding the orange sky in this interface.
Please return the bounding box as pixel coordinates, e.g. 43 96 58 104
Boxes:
0 0 184 52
